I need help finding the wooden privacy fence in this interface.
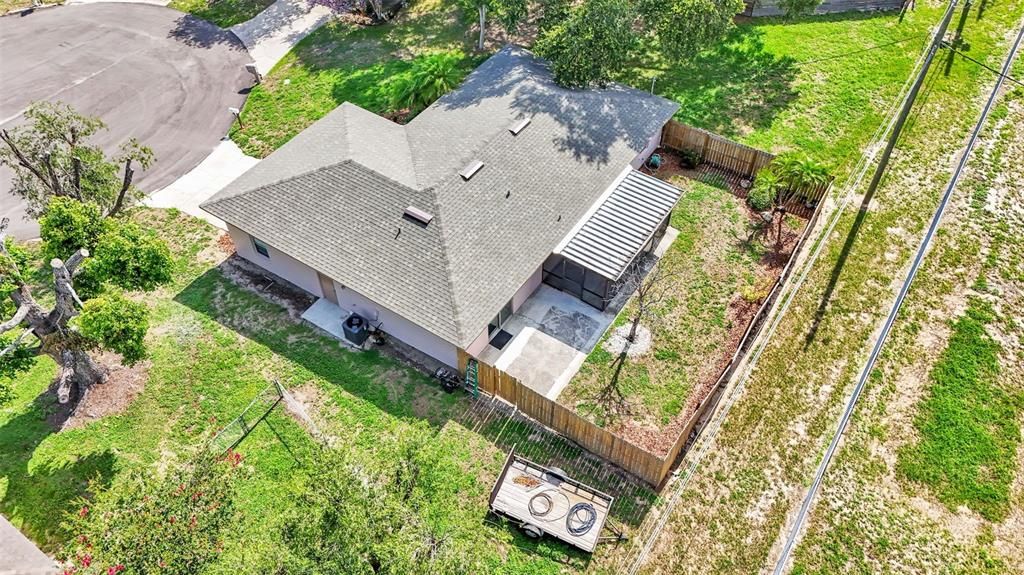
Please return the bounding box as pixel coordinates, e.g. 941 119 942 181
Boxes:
458 350 668 486
457 182 832 488
661 120 774 180
660 120 833 219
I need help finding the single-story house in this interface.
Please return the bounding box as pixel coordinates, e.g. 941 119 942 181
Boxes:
202 46 683 368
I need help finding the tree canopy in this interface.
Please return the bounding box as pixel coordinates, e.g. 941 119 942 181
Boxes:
535 0 640 89
278 425 492 574
60 452 244 575
639 0 746 61
0 101 153 219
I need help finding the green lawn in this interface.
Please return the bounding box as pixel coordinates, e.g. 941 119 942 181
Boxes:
561 179 798 449
168 0 274 28
0 209 592 572
621 9 942 175
637 0 1024 572
232 0 481 157
898 297 1021 522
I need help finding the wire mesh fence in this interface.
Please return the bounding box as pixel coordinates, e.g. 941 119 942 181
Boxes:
456 394 659 528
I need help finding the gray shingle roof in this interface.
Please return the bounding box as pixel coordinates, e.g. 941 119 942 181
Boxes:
203 46 679 348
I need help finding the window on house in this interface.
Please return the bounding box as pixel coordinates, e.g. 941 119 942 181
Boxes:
252 237 271 258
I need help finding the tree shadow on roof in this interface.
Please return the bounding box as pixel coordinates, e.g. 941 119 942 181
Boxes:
425 46 679 166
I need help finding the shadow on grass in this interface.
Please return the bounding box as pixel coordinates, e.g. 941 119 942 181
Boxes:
174 261 659 529
0 391 116 551
629 26 799 139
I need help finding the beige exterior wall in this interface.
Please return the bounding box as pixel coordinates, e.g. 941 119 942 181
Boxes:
228 224 458 367
331 279 458 367
228 224 323 297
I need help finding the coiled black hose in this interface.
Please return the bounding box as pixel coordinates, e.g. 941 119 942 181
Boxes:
566 502 597 536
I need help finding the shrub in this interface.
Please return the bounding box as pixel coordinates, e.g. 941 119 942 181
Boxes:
388 52 466 114
748 168 781 212
773 152 830 195
679 148 701 169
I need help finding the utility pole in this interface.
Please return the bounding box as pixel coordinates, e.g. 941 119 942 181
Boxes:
861 0 961 210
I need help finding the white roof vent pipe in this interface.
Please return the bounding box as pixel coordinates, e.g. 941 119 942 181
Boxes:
509 117 531 135
459 160 484 180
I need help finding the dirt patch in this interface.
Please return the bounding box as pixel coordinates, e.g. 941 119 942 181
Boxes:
53 353 150 431
216 255 316 319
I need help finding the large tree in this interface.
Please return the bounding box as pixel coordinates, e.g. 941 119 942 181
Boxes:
278 426 491 574
534 0 640 88
0 200 172 406
638 0 745 61
458 0 529 50
0 101 153 219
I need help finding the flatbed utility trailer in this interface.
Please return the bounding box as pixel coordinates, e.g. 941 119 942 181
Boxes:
489 448 616 553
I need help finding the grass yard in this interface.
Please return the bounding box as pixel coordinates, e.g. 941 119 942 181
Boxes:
633 1 1024 573
232 0 482 157
621 9 944 174
168 0 274 28
560 172 803 455
0 209 627 573
790 80 1024 575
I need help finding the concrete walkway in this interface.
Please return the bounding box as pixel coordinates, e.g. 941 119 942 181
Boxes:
146 140 259 229
230 0 332 75
0 514 56 575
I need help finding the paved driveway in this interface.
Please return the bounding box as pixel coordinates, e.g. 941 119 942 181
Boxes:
0 3 251 238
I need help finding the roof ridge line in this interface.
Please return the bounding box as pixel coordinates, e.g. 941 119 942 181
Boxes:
425 186 466 346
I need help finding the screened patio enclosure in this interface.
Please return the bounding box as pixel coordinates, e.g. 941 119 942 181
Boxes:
543 170 683 311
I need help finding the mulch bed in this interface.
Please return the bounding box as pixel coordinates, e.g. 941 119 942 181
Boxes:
599 150 806 457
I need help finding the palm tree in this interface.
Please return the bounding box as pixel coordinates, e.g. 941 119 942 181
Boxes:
389 52 465 114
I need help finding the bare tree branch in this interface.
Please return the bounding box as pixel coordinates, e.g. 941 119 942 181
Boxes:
0 327 35 357
108 158 134 217
0 130 52 192
0 305 29 334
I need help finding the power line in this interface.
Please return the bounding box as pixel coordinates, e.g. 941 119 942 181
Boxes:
771 20 1024 575
944 43 1024 87
803 34 927 65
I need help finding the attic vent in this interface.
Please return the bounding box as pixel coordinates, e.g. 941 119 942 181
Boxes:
508 117 531 135
459 160 484 180
403 206 433 225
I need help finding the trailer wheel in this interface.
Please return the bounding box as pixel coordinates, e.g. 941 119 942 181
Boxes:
521 523 544 539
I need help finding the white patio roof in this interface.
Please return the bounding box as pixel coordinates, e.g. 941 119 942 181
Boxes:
557 170 683 280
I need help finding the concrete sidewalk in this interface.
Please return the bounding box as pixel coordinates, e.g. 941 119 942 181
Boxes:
0 514 56 575
146 140 259 229
230 0 332 75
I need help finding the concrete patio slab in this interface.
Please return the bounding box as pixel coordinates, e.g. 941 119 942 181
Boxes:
300 297 361 349
480 285 617 399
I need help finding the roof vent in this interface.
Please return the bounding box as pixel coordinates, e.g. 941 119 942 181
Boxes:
459 160 484 180
403 206 433 225
508 117 531 136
